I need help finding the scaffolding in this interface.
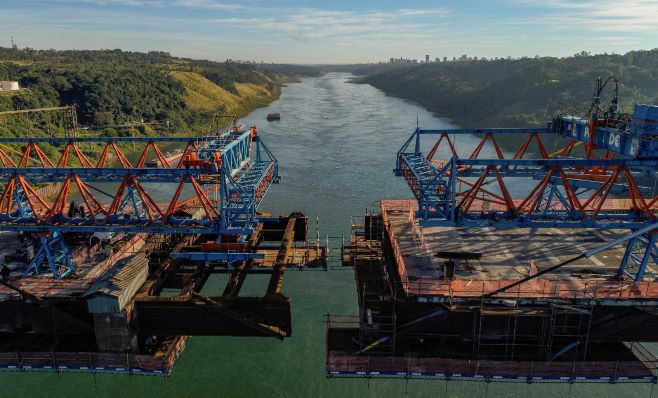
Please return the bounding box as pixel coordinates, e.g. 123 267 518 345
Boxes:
327 210 658 383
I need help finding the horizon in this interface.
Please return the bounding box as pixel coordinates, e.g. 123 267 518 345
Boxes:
2 0 657 64
3 45 657 66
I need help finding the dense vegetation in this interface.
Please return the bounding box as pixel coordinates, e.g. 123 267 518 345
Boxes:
354 50 658 128
0 48 320 136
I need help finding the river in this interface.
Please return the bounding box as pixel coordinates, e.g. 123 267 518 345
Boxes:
2 73 653 398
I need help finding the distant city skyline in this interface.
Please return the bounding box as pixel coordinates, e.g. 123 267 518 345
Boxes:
1 0 657 64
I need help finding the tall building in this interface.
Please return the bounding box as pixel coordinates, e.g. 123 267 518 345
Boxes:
425 54 430 63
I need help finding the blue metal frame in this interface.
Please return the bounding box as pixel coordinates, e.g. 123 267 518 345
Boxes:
7 185 75 278
398 153 657 229
118 184 148 220
23 232 75 279
395 127 545 173
219 136 278 234
617 233 658 281
0 129 280 277
394 120 658 160
170 252 264 262
0 168 220 183
395 116 658 280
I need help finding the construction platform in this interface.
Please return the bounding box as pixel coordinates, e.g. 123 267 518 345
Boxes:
327 199 658 383
0 212 325 375
381 199 658 302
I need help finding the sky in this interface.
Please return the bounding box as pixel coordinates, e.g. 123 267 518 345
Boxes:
0 0 657 63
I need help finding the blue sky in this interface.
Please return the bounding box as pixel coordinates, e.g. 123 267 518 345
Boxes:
1 0 657 63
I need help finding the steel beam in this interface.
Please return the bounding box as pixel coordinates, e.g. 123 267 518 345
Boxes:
0 136 205 143
169 252 265 261
135 297 291 338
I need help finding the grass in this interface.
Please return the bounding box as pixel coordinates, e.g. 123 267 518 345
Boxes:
170 71 277 114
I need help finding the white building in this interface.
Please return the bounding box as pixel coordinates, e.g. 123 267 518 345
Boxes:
0 81 19 91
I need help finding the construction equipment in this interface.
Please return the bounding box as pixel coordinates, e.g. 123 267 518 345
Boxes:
0 126 278 277
327 78 658 384
394 77 658 280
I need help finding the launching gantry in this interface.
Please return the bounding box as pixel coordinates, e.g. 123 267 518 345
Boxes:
0 127 276 276
395 77 658 280
0 125 324 375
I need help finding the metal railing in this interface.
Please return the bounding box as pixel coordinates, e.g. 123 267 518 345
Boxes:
394 277 658 301
0 336 188 377
373 200 658 301
326 351 658 383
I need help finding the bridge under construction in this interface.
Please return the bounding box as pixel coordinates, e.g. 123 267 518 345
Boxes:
0 124 325 375
329 78 658 383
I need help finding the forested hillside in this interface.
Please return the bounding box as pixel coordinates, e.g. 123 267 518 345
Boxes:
0 48 320 136
356 50 658 128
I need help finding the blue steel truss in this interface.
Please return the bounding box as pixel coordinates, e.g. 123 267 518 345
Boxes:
0 129 280 277
7 185 75 278
24 233 75 279
0 136 212 143
396 131 658 230
0 168 221 183
218 136 278 234
618 232 658 281
395 104 658 281
0 131 278 234
118 184 148 221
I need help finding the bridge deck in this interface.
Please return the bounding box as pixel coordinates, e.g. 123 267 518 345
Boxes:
0 232 148 300
381 199 658 301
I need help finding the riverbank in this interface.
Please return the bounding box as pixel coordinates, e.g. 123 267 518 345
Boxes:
170 71 283 125
352 50 658 129
0 47 321 138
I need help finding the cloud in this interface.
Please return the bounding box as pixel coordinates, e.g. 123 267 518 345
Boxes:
172 0 246 10
32 0 246 10
17 0 449 43
508 0 658 33
211 7 449 42
2 0 655 63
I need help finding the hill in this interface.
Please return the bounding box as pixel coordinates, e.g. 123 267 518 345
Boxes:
170 71 276 114
0 48 320 136
355 50 658 128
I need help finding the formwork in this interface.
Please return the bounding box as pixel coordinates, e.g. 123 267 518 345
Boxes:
327 200 658 383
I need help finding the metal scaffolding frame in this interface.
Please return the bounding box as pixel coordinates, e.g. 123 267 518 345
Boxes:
394 96 658 281
0 128 280 278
